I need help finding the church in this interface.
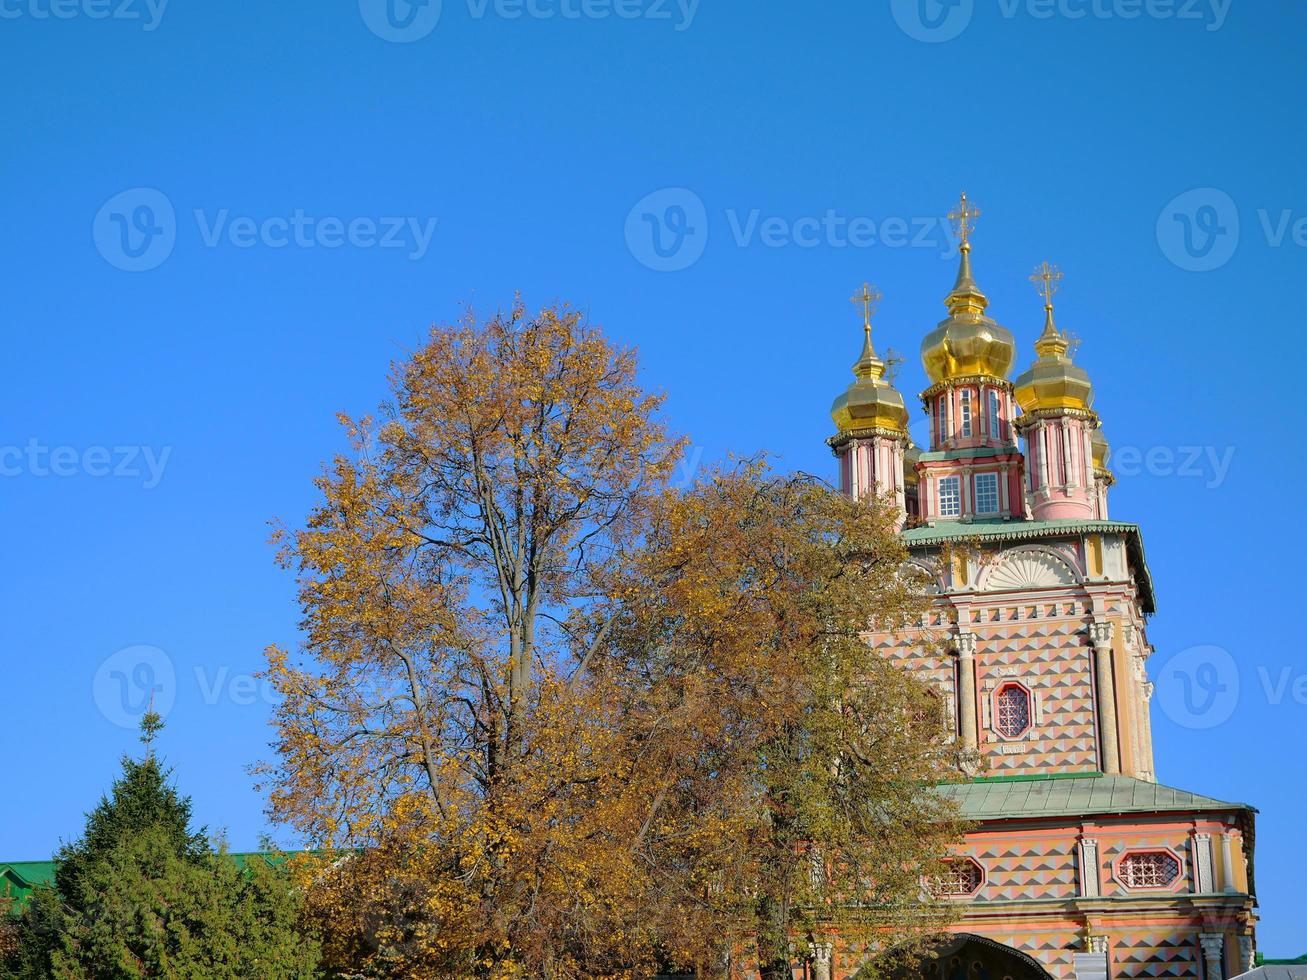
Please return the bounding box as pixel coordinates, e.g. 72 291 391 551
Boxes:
818 196 1258 980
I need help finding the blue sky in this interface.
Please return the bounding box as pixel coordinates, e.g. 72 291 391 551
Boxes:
1 0 1303 955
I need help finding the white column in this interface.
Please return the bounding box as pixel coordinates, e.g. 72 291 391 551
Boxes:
1074 936 1110 980
1193 833 1215 893
1078 838 1101 897
1238 937 1255 975
811 942 834 980
1091 622 1120 775
957 632 978 753
1221 832 1237 893
1200 933 1225 980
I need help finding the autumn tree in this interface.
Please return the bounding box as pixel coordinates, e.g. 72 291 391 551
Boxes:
260 300 686 978
601 468 966 979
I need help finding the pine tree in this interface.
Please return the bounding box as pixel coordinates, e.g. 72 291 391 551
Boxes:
3 713 319 979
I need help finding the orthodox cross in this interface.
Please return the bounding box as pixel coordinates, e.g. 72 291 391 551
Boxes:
1030 261 1064 308
850 282 882 334
884 345 904 383
948 192 982 247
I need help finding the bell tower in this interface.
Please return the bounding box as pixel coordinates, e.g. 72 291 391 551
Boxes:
915 194 1025 523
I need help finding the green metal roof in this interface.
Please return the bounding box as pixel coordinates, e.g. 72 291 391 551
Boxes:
936 774 1252 820
2 852 288 911
900 518 1157 614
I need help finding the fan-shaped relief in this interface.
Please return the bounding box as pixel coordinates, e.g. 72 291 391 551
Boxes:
979 546 1080 593
902 559 943 595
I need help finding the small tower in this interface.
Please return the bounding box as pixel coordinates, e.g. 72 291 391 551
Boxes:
1090 426 1115 519
829 282 910 524
1013 263 1104 521
916 194 1025 523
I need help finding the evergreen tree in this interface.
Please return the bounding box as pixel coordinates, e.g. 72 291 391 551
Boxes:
3 713 319 979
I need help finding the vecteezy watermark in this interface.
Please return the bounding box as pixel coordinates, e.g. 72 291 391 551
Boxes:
1154 644 1239 730
93 188 440 271
891 0 1230 42
1 439 172 489
0 0 169 30
624 187 959 272
93 188 177 273
1156 188 1240 272
1107 444 1236 489
359 0 443 41
1158 189 1307 272
360 0 698 42
94 645 177 729
93 645 284 728
1155 645 1307 731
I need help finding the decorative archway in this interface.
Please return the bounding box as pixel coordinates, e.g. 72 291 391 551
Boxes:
857 933 1056 980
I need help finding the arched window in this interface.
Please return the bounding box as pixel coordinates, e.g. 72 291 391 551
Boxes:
994 683 1032 738
1119 851 1181 889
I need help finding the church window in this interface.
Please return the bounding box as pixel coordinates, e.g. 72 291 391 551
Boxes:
960 389 973 436
939 476 961 517
1119 851 1181 889
988 390 1002 439
974 472 999 514
931 858 984 897
994 683 1031 738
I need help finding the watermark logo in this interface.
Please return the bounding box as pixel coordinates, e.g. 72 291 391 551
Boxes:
625 190 962 272
1 440 172 489
1155 644 1239 730
1156 187 1240 272
93 645 177 729
93 188 177 272
891 0 974 42
625 187 709 273
93 189 440 271
359 0 443 42
0 0 169 30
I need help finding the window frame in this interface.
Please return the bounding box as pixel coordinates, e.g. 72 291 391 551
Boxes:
938 475 962 518
991 681 1033 740
988 389 1002 439
1114 849 1185 893
973 471 1000 515
929 858 985 899
960 389 973 437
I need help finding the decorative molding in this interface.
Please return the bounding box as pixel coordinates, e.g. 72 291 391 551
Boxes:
1200 933 1225 980
980 546 1081 592
1078 838 1101 897
1193 833 1215 893
1090 620 1115 651
1087 936 1110 955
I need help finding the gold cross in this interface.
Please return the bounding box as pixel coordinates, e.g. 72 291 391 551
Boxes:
884 345 904 383
1030 261 1064 307
948 192 981 247
850 282 882 333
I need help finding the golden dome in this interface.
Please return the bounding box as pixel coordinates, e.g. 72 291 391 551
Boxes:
1013 265 1096 414
831 285 909 438
919 243 1017 384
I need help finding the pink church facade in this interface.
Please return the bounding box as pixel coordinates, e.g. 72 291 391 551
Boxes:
817 202 1257 980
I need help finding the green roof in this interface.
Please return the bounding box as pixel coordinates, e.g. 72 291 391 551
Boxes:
901 518 1156 614
937 774 1252 820
2 852 289 911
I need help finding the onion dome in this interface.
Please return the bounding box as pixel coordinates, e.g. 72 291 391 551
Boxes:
1013 263 1096 414
920 194 1016 384
831 284 909 437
